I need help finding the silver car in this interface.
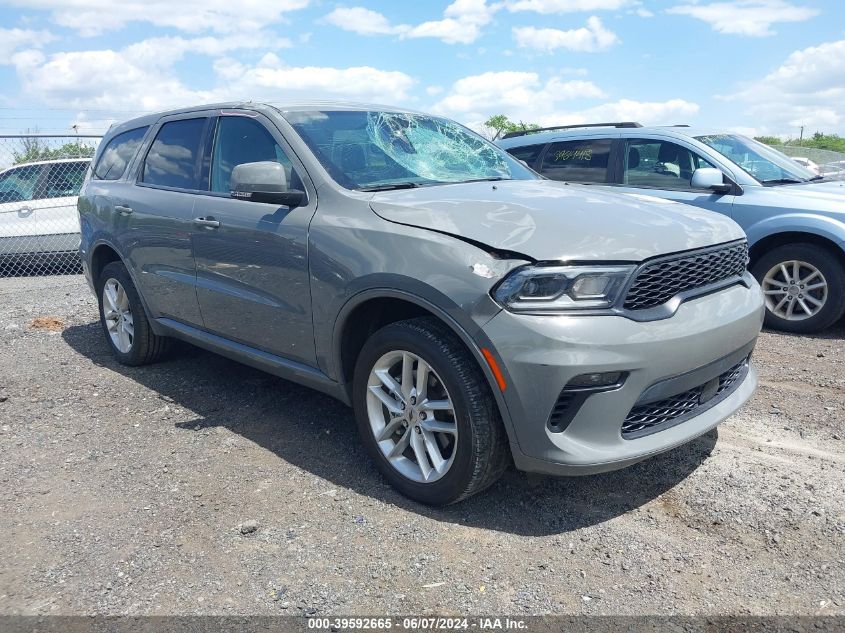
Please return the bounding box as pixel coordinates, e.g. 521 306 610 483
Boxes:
78 102 764 504
498 123 845 333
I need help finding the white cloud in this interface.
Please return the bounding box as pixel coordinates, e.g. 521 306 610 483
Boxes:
215 53 416 103
324 7 405 35
667 1 818 37
512 17 619 52
433 70 697 131
726 39 845 133
3 0 311 36
433 70 607 122
505 0 631 13
13 48 209 111
0 28 56 63
560 98 699 126
123 32 291 68
323 0 498 44
406 0 497 44
12 36 415 117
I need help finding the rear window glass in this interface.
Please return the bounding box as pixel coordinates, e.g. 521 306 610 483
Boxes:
142 118 206 190
540 139 612 183
93 127 148 180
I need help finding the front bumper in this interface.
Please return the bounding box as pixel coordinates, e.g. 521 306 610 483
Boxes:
483 274 764 475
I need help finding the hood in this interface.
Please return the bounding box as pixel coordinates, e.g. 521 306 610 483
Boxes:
369 180 744 262
751 180 845 214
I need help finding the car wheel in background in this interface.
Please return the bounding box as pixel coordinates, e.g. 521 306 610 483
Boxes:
96 261 170 365
752 243 845 334
352 317 510 505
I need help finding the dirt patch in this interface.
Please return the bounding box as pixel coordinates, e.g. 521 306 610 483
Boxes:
28 315 66 331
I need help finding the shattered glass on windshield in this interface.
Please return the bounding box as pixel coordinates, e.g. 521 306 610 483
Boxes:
365 112 510 183
284 109 535 190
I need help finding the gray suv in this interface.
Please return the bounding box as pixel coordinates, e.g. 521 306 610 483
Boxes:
78 102 764 504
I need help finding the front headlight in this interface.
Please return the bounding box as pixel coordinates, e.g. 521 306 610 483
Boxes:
493 264 636 313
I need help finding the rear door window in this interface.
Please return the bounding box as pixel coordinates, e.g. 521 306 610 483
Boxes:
43 161 89 198
93 127 148 180
539 139 612 183
142 118 206 190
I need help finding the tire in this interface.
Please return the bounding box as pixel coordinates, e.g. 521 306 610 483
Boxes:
96 261 170 365
751 243 845 334
352 317 510 505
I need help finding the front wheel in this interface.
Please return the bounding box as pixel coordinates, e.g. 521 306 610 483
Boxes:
352 317 510 505
751 243 845 333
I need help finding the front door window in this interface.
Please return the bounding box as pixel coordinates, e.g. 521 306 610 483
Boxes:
624 139 718 190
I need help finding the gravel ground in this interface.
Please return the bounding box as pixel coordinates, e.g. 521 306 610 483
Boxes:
0 275 843 616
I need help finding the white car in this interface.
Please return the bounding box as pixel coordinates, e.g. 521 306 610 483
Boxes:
0 158 89 264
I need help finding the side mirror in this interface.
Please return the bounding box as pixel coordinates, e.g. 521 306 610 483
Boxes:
691 167 731 194
230 161 305 207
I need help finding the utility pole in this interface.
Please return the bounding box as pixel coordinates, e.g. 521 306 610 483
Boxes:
799 124 804 146
71 123 80 157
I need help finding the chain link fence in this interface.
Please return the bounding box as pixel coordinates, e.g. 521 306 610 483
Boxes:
769 144 845 180
0 135 101 276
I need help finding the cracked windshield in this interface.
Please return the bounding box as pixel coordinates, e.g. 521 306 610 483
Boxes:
284 110 536 190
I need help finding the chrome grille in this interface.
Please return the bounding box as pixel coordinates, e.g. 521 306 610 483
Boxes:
622 358 748 438
623 241 748 311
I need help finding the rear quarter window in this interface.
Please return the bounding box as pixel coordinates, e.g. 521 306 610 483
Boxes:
505 144 545 167
93 127 149 181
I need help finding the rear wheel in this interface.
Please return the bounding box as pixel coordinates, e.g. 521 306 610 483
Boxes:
352 317 510 505
97 261 170 365
751 243 845 333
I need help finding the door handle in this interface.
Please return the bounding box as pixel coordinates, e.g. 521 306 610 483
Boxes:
17 206 34 217
115 205 133 216
194 217 220 228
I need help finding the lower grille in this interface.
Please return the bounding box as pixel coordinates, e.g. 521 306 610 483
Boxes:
622 357 749 439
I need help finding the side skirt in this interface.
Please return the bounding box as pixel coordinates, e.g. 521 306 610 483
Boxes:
156 317 351 406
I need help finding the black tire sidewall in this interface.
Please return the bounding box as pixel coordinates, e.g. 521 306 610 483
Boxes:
352 323 484 505
751 243 845 333
96 261 151 365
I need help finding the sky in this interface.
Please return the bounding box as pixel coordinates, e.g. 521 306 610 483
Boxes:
0 0 843 139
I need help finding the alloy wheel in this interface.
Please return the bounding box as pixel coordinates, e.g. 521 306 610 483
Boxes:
365 350 458 483
102 278 134 353
761 260 828 321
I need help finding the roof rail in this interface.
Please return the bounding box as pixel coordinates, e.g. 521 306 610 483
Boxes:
501 121 642 139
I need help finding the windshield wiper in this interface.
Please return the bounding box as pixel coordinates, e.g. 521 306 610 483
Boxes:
761 178 805 185
809 175 826 181
358 182 424 192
